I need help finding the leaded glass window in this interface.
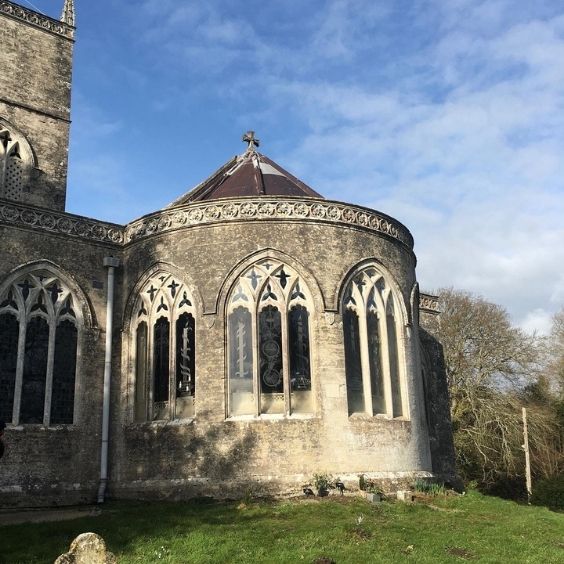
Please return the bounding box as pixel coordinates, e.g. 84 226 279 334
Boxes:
0 313 19 421
344 309 364 414
228 307 254 416
342 266 407 418
227 259 314 417
132 272 196 421
135 322 148 422
51 320 78 424
0 269 81 426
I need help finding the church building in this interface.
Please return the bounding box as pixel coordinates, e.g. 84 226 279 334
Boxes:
0 1 455 507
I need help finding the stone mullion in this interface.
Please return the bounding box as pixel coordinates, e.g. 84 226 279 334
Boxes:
379 309 393 418
169 314 176 421
252 304 260 417
42 317 57 427
281 306 290 416
357 305 373 416
12 314 26 426
147 319 155 421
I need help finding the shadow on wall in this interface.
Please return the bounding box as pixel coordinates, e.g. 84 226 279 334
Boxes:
419 327 458 485
117 410 261 499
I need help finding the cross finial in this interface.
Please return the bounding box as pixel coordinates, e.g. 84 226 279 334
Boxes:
242 131 260 152
61 0 75 27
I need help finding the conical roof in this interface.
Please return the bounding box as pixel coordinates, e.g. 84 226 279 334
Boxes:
166 133 323 208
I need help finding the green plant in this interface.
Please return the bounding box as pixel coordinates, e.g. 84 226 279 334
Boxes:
413 479 446 496
530 474 564 509
313 473 333 492
359 474 366 491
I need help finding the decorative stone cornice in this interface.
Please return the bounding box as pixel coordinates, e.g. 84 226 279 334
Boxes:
0 1 75 40
0 197 414 250
0 201 124 245
126 198 414 249
419 293 440 315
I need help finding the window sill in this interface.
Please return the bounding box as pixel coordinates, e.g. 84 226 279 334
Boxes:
128 418 196 428
5 424 77 431
348 413 410 422
226 413 319 422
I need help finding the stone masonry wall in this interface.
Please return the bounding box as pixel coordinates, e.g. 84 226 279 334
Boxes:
0 224 118 507
0 10 73 210
110 219 433 499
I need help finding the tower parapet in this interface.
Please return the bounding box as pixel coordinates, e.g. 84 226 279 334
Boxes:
0 1 74 40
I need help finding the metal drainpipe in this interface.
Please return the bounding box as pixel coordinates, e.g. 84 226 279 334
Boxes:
97 256 120 503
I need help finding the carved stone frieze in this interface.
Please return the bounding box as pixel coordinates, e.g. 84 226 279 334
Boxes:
419 293 440 314
0 201 124 245
0 197 413 249
126 198 414 249
0 1 74 39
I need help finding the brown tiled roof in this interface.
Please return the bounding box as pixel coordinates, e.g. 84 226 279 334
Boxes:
166 149 324 208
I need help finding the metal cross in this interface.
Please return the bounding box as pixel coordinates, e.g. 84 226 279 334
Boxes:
242 131 260 151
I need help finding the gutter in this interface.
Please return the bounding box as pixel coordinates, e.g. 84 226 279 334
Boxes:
97 256 120 503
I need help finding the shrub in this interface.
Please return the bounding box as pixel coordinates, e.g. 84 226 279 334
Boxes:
531 474 564 509
313 473 333 492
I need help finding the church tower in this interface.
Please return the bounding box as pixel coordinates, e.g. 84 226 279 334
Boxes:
0 1 75 211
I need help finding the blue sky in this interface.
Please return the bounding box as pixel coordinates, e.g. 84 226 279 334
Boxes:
26 0 564 334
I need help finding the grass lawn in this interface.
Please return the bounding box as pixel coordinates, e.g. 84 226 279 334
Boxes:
1 491 563 563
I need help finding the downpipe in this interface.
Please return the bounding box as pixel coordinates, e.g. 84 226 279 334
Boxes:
97 256 120 503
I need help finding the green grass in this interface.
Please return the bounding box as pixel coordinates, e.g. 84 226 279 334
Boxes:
1 491 563 563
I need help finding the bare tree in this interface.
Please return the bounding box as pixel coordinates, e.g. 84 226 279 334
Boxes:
427 289 542 487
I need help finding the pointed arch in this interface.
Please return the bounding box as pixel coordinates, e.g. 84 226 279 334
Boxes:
225 254 317 417
0 117 36 202
217 247 326 317
339 261 410 418
126 263 199 422
0 261 90 426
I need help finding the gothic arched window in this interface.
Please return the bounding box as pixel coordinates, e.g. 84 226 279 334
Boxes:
227 260 314 417
0 121 33 201
0 271 80 425
133 273 196 421
342 267 407 418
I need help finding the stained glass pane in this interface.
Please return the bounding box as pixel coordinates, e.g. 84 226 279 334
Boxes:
135 322 148 422
21 317 49 424
0 314 19 422
176 313 195 397
153 317 170 404
229 307 254 416
50 320 77 424
176 313 195 419
367 311 385 414
259 306 283 392
387 311 403 417
289 306 312 413
343 309 364 414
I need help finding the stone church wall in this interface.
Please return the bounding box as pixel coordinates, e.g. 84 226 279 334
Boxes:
109 218 433 499
0 5 74 210
0 224 119 506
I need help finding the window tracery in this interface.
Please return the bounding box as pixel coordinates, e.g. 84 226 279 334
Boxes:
0 271 79 425
227 260 314 417
342 267 407 418
133 272 196 421
0 122 33 202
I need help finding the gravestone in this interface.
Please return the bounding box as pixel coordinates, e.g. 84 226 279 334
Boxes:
54 533 116 564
